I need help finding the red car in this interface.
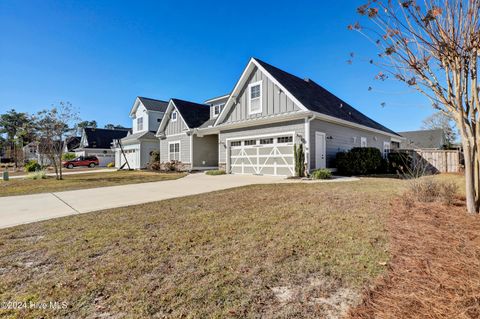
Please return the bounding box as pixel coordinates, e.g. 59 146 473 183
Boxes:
63 156 99 169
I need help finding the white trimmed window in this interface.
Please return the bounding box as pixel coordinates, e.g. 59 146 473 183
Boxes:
230 141 241 147
383 141 391 158
244 139 256 146
360 137 367 147
137 117 143 131
171 111 177 122
213 103 224 117
248 81 262 115
169 142 180 161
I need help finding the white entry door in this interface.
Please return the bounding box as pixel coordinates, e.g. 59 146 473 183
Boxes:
315 132 326 169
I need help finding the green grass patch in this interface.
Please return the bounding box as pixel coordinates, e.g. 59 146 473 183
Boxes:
205 169 226 175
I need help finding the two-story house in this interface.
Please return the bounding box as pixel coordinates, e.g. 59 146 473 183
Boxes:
114 96 168 169
156 57 403 176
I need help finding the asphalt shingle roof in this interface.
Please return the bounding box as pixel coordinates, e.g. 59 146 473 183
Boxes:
64 136 80 152
172 98 211 129
121 131 157 142
254 58 399 136
138 97 169 112
84 128 131 149
399 129 445 149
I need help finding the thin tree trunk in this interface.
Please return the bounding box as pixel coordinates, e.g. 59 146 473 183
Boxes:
462 142 478 213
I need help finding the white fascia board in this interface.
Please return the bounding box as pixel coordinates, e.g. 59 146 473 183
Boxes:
214 58 309 127
156 101 175 136
251 58 309 113
129 97 142 118
156 100 191 137
214 58 256 126
204 94 230 104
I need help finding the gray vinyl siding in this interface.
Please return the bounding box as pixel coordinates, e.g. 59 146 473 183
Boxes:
159 133 191 163
309 119 391 168
218 120 305 164
209 97 228 120
192 135 218 168
219 67 301 124
164 110 188 135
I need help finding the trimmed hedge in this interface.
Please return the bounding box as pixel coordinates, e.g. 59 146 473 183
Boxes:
24 160 41 173
311 168 332 180
336 147 386 175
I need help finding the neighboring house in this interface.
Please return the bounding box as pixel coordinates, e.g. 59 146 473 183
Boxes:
63 136 81 153
23 142 38 163
22 140 63 166
156 57 402 176
114 97 168 169
157 99 218 170
399 129 446 149
75 127 130 166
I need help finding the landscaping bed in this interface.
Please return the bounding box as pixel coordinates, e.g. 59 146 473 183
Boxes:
0 171 185 197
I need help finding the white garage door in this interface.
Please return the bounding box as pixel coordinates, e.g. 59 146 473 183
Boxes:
120 149 138 169
228 133 295 176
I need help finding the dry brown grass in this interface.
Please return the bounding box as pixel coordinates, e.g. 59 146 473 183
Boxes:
0 171 185 197
0 178 400 318
349 174 480 319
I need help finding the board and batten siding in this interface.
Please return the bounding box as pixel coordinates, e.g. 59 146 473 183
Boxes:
218 120 305 164
309 119 392 168
164 110 189 135
219 67 302 124
159 133 191 164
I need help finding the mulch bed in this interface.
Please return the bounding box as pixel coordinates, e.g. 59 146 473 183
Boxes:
348 197 480 319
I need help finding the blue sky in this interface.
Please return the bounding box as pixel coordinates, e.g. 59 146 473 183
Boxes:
0 0 433 131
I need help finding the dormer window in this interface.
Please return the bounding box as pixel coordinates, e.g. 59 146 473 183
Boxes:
137 117 143 131
213 103 224 117
248 81 262 115
171 111 177 122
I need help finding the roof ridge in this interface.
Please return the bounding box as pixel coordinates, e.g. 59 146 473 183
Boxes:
138 96 169 103
171 98 209 107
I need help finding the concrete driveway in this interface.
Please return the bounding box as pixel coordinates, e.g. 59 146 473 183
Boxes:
0 173 285 229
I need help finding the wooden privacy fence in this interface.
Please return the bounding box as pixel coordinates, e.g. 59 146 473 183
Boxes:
400 149 461 173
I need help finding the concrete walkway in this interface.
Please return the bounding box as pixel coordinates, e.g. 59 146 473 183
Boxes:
0 174 358 229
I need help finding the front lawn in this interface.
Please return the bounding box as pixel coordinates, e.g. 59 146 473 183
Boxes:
0 171 186 197
0 178 401 318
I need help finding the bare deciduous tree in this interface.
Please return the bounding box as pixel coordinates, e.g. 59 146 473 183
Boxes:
350 0 480 213
34 102 79 180
422 111 457 147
